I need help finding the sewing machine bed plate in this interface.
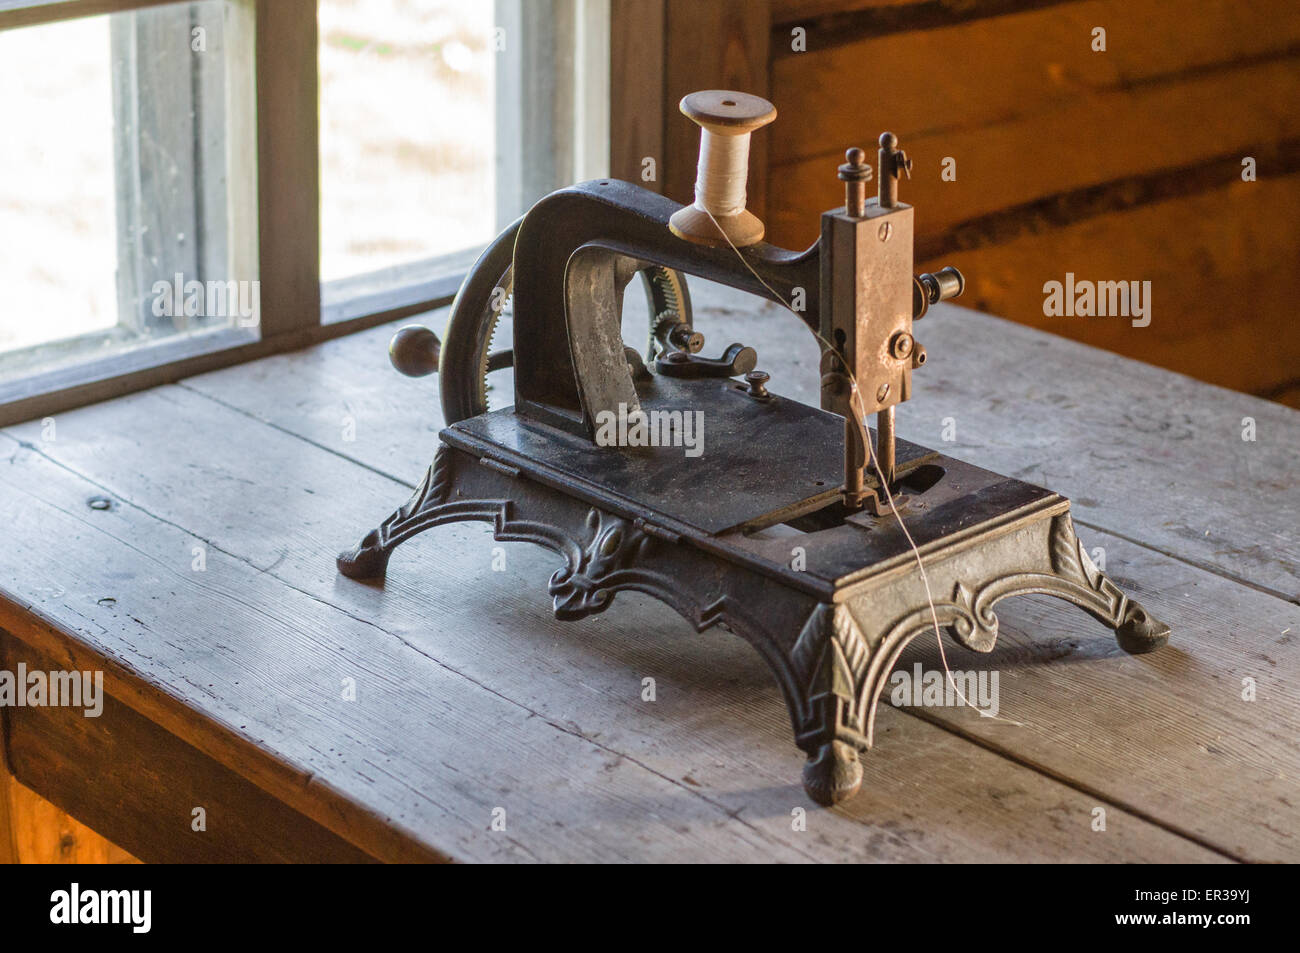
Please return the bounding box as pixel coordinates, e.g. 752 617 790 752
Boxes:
442 376 1060 595
444 375 936 536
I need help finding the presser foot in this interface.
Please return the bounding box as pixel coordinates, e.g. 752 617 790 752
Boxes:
336 440 1171 806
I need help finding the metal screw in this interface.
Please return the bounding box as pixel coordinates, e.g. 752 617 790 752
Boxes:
876 383 890 402
890 332 914 359
668 325 705 354
88 496 112 511
745 370 771 399
878 222 892 241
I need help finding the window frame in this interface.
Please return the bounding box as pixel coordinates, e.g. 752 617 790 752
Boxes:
0 0 486 426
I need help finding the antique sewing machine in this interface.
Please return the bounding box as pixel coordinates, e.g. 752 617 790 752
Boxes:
338 91 1170 805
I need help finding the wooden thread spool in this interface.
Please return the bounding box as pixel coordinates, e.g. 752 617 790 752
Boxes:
668 90 776 248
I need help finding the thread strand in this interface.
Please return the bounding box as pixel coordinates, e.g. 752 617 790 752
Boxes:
696 205 1026 729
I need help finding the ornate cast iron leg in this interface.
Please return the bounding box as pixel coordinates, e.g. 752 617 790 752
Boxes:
789 602 884 806
802 742 863 807
339 456 1168 807
787 511 1169 805
337 448 459 579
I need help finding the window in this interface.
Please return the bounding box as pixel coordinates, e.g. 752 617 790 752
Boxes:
0 0 256 418
0 0 610 425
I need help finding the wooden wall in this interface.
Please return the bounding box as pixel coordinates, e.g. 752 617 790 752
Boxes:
1 674 137 864
0 778 138 864
612 0 1300 407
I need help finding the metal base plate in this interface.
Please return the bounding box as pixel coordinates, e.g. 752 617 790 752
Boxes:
443 376 1057 598
447 374 936 537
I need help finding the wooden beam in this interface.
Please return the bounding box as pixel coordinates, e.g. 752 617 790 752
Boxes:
0 688 15 864
663 0 772 220
254 0 320 337
768 59 1300 248
769 0 1071 48
610 0 665 191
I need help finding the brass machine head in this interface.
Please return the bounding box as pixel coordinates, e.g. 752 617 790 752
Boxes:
823 130 964 507
668 91 965 510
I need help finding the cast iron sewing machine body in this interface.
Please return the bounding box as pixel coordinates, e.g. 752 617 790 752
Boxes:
338 93 1170 805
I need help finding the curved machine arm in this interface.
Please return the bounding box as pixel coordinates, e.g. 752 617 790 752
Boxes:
509 179 820 432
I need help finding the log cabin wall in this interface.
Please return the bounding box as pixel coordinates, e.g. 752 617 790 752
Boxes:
612 0 1300 407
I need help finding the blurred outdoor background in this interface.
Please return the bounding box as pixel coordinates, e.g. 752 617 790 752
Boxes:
0 0 495 355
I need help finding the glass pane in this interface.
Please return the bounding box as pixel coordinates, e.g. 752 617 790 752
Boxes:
0 0 255 383
318 0 497 283
0 15 116 354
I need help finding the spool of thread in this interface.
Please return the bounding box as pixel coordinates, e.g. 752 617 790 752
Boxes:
668 90 776 248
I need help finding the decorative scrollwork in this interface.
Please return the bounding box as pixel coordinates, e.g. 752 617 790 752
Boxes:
336 448 455 578
549 510 655 620
790 604 877 747
790 512 1168 751
340 448 1170 806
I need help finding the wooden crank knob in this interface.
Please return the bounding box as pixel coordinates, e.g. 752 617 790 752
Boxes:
389 324 441 377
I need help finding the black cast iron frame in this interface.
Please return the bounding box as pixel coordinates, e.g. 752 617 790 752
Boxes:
336 180 1170 805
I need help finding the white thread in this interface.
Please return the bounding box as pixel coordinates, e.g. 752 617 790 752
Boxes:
696 205 1028 730
694 130 750 218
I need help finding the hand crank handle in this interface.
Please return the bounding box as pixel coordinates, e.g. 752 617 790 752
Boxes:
389 325 442 377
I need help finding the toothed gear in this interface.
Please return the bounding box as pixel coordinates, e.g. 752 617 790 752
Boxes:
644 268 693 360
439 218 692 424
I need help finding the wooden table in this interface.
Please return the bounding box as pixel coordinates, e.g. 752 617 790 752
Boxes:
1 283 1296 863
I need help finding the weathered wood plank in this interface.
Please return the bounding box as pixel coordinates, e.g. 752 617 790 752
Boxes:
175 285 1300 859
769 0 1300 168
0 396 1220 861
29 382 1268 859
1 633 372 863
768 58 1300 249
183 278 1300 601
893 528 1300 862
0 443 840 862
